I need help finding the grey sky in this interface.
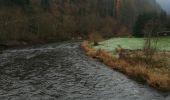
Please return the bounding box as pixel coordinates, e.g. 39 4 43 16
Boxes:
156 0 170 14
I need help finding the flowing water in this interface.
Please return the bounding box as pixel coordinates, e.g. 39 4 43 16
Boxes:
0 42 169 100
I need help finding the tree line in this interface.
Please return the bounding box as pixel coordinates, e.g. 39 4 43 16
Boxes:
0 0 168 44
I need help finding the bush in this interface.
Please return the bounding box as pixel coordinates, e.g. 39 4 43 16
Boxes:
88 32 104 46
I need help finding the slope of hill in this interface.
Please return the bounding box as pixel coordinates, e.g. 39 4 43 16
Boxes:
0 0 163 45
116 0 161 28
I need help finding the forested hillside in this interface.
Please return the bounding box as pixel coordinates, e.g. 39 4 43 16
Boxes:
117 0 161 27
0 0 165 45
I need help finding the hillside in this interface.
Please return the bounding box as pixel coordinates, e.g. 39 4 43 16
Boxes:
117 0 161 28
0 0 163 45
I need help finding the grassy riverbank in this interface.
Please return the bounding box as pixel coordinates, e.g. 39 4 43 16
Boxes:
82 37 170 91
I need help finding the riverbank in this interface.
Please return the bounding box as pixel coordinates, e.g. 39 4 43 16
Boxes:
81 40 170 91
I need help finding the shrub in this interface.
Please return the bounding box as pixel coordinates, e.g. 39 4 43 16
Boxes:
88 32 104 46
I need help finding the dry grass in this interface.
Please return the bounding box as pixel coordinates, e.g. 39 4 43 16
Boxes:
147 71 170 90
81 41 170 91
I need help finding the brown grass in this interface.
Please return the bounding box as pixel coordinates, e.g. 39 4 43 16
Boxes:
81 41 170 91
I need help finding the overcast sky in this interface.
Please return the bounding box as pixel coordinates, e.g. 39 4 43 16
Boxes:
156 0 170 14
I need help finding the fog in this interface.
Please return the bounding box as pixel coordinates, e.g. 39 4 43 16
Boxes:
156 0 170 14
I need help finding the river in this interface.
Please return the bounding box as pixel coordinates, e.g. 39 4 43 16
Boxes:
0 42 169 100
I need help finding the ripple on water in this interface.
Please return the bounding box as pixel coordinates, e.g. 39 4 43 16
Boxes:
0 42 169 100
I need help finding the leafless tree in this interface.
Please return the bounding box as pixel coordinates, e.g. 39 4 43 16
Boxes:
143 18 160 64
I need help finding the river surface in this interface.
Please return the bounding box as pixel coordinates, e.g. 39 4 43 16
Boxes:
0 42 169 100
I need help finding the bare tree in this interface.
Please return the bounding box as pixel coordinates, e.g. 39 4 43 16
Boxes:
143 18 160 63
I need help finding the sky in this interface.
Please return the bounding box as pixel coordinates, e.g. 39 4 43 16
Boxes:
156 0 170 14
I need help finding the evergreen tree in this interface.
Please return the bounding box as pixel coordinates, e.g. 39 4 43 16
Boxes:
133 13 157 37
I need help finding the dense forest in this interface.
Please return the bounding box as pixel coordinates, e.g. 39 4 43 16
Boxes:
0 0 169 45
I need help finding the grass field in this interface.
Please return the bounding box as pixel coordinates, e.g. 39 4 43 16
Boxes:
94 37 170 51
82 37 170 90
82 41 170 91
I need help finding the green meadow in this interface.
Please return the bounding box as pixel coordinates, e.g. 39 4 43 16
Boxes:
95 37 170 51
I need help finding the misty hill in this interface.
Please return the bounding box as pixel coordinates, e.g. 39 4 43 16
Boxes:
156 0 170 15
